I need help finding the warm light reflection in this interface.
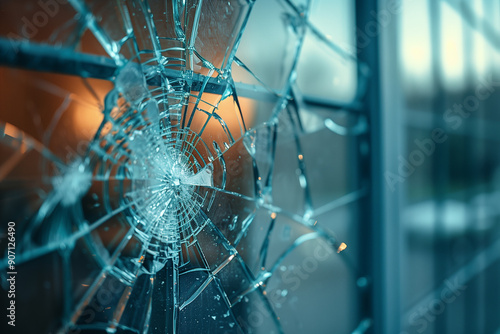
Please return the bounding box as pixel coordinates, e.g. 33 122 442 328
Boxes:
0 123 27 181
3 122 19 139
188 92 256 138
70 81 110 141
71 103 104 141
2 122 27 154
337 242 347 254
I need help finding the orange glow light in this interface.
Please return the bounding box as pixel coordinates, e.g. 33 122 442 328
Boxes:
337 242 347 253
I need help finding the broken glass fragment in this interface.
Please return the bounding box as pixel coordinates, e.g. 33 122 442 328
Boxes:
0 0 369 333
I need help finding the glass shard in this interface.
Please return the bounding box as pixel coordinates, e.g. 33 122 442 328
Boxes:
0 0 366 333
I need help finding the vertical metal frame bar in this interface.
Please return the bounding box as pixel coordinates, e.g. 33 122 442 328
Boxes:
356 0 403 332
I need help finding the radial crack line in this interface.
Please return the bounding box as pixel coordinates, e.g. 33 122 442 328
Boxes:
312 187 368 218
1 201 134 270
178 275 214 311
267 232 322 276
67 197 170 329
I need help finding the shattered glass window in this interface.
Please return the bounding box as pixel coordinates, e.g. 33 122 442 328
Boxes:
0 1 370 333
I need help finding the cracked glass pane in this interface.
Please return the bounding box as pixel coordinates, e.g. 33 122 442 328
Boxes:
0 1 367 333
